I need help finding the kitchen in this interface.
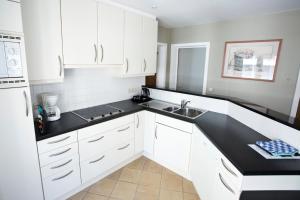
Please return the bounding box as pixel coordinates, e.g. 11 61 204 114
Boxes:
1 0 300 200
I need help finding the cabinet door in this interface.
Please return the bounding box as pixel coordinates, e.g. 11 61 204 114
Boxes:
22 0 63 84
143 111 156 159
211 172 239 200
142 17 158 74
0 88 44 200
154 123 191 177
191 127 218 200
61 0 98 65
98 3 124 65
0 0 23 33
134 111 145 153
123 11 143 75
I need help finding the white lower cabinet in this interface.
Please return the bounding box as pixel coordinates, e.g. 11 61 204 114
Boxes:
134 111 145 153
154 114 192 178
42 165 81 200
143 111 156 159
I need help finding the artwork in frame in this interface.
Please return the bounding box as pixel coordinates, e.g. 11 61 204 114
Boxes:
221 39 282 81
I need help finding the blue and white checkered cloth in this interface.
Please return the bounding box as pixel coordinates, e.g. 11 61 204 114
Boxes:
256 139 298 157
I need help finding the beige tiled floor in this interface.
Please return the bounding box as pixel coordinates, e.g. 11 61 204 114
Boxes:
69 156 200 200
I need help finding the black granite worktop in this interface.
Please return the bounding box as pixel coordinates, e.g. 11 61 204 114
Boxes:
35 99 300 176
240 191 300 200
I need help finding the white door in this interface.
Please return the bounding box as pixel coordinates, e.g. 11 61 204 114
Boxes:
142 17 158 74
98 3 124 65
22 0 63 83
134 111 145 153
123 11 143 75
0 87 44 200
154 123 191 177
143 111 156 159
61 0 98 65
190 127 217 200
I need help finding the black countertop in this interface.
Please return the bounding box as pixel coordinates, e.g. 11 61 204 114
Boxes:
35 99 300 176
240 191 300 200
144 86 300 130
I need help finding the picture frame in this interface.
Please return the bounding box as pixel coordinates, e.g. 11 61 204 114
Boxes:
221 39 282 81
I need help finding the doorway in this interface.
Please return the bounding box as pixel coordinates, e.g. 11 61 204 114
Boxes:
169 43 210 95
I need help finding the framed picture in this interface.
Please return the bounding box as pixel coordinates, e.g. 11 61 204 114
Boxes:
221 39 282 81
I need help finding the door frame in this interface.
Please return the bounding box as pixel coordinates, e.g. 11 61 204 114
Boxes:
169 42 210 94
290 65 300 118
156 42 168 88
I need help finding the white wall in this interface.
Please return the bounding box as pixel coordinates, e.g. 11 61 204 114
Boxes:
161 9 300 115
30 68 144 112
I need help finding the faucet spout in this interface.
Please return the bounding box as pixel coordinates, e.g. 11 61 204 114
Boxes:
181 100 191 109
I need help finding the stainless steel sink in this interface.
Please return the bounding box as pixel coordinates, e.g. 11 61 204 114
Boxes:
173 108 204 119
163 106 180 112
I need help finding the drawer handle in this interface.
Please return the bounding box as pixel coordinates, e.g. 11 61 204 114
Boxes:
47 136 71 144
221 158 237 177
49 148 71 157
118 126 130 132
218 173 235 194
136 114 140 128
88 136 104 143
118 144 130 150
50 159 73 169
52 170 73 181
89 155 105 164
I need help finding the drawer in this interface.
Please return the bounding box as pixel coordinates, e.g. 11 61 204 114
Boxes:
81 150 114 183
41 154 79 178
81 140 134 184
112 139 134 166
79 123 134 161
218 157 243 192
43 165 81 200
37 131 77 154
156 114 193 133
39 143 78 167
78 114 134 140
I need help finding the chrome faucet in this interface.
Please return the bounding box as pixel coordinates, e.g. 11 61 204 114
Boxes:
181 100 191 109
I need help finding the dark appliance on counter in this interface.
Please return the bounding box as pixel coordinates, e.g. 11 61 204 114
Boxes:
132 87 152 103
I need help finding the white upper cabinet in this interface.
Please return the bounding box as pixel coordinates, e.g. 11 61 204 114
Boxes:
22 0 64 84
61 0 98 66
98 3 124 65
123 11 143 75
142 17 158 74
0 0 23 33
123 11 158 76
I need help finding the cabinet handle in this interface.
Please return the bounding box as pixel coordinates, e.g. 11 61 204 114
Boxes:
89 155 105 164
136 114 140 128
94 44 98 63
58 55 63 76
52 170 73 181
49 148 71 157
155 125 157 139
118 144 130 150
218 173 235 194
118 126 130 132
23 90 29 117
48 136 70 144
100 44 104 62
125 58 129 73
88 136 104 143
51 159 72 169
143 59 147 72
221 158 238 177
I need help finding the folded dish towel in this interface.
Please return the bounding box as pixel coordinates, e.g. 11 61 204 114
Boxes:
256 139 298 157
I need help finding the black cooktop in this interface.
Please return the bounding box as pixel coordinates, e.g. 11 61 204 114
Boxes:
72 105 123 122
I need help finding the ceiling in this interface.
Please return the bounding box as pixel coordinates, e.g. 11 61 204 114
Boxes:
109 0 300 28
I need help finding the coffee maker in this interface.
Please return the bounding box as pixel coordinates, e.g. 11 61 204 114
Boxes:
132 87 152 103
41 93 61 121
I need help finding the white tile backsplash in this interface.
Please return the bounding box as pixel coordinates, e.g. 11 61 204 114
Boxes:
30 68 144 112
